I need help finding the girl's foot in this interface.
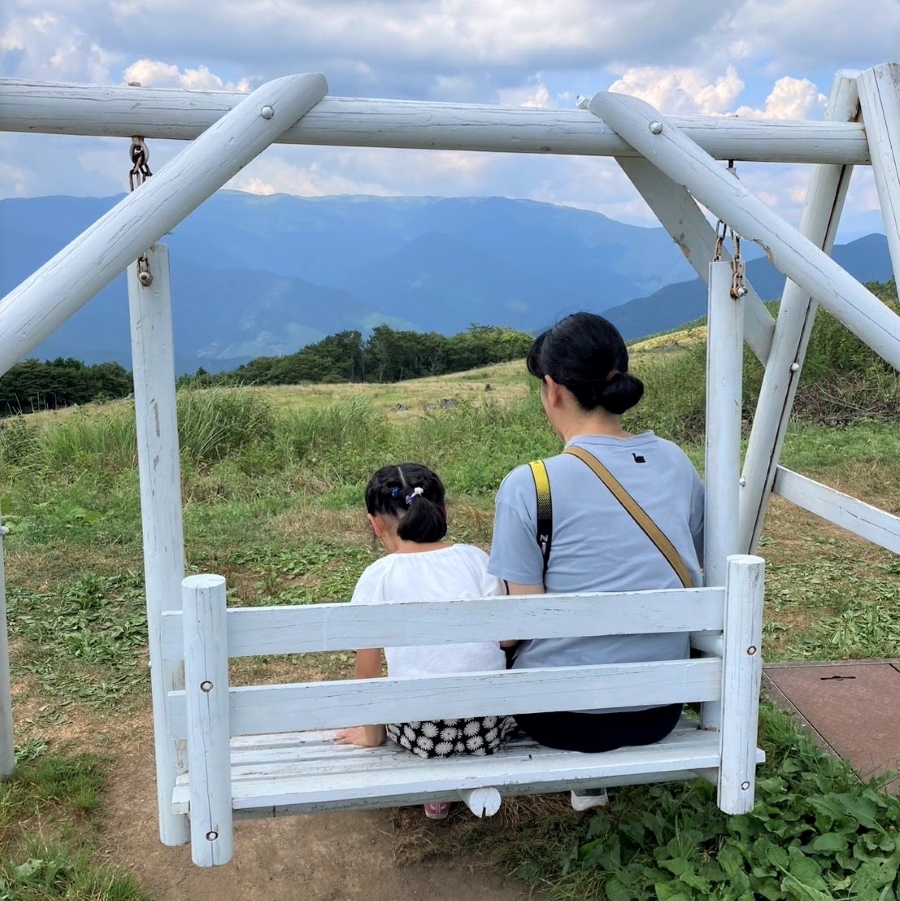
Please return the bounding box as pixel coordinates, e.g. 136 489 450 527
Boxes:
424 802 451 820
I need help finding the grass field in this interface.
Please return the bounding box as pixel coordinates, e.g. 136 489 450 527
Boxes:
2 330 899 899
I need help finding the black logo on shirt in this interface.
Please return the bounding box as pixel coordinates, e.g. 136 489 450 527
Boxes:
632 453 646 463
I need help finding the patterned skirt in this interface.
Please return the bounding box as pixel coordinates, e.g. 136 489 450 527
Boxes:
386 716 517 759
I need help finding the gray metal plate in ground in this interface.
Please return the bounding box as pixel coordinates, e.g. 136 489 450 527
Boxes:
763 660 900 790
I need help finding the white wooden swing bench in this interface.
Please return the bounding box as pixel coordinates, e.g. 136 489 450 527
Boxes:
160 554 764 866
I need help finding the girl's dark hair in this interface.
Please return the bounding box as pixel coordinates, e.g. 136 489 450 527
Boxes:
365 463 447 543
526 312 644 415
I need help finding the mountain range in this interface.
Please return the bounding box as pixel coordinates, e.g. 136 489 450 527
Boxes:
0 192 891 374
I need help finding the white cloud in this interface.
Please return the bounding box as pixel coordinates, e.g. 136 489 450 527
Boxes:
607 66 745 115
122 59 250 91
498 78 553 109
722 0 900 70
734 76 826 119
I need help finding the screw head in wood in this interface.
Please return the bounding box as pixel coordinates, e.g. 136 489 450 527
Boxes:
739 477 746 487
747 646 757 656
206 830 219 841
741 781 751 791
736 286 748 297
138 270 153 286
200 680 214 692
790 362 800 372
260 105 275 119
648 120 663 134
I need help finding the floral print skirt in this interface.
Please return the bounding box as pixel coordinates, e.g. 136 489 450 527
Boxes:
385 716 517 758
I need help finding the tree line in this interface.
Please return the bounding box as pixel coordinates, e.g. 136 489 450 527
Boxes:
181 324 535 388
0 325 535 416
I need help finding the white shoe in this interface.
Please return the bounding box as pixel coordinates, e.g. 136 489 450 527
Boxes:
570 788 609 811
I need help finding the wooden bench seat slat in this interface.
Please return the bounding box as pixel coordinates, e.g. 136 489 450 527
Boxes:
171 724 765 816
168 658 722 739
160 589 724 660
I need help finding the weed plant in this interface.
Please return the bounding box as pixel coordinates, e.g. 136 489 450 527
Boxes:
428 705 900 901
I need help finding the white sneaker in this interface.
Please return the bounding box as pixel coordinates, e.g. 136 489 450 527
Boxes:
570 788 609 811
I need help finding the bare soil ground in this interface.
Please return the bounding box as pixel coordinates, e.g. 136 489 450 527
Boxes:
94 710 535 901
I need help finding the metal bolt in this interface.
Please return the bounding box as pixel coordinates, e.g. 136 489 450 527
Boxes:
736 286 748 297
200 680 214 693
648 120 663 134
206 830 219 841
138 270 153 287
741 781 751 791
260 105 275 120
790 362 800 372
747 646 757 656
739 477 746 487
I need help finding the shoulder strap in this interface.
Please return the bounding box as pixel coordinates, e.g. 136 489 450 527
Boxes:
528 460 552 579
564 446 694 589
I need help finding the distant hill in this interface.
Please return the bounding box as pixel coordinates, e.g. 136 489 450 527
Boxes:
0 192 890 373
604 233 894 342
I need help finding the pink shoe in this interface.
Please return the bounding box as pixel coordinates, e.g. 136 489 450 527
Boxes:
424 802 451 820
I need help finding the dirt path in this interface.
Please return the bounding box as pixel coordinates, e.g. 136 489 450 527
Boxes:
98 716 534 901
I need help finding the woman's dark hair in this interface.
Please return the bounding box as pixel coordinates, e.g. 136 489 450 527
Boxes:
365 463 447 543
526 312 644 415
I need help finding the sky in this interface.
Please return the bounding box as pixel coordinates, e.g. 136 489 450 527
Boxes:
1 0 898 239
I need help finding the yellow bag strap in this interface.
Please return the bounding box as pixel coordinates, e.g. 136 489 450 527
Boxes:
528 459 552 578
564 446 694 589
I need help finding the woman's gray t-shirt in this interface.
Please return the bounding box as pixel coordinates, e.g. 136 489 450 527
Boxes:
488 432 704 695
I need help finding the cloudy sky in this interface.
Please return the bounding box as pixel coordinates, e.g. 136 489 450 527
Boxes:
1 0 897 238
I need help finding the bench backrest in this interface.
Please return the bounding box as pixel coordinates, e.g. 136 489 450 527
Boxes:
161 582 745 740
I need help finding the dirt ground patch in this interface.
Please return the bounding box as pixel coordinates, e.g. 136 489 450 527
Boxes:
96 710 535 901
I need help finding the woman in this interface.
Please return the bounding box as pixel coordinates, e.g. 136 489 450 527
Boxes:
488 312 704 755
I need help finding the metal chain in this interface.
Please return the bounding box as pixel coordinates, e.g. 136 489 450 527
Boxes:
713 160 748 299
129 136 154 286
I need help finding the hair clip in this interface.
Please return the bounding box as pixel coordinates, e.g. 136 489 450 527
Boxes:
391 487 399 498
405 486 424 505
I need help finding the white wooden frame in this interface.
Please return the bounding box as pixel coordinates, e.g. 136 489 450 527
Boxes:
0 61 898 859
168 555 764 865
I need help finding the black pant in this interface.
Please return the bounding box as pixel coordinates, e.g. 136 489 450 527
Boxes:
514 703 683 753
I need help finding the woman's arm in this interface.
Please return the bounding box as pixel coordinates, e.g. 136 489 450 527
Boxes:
335 648 387 747
500 581 544 647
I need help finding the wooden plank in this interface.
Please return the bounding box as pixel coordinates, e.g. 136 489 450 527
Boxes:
0 517 13 779
738 71 860 554
704 261 745 587
160 587 724 661
127 246 188 846
858 64 900 280
617 157 774 363
167 658 722 739
171 726 765 815
182 574 232 867
0 80 871 164
0 74 329 378
588 89 900 371
718 556 765 814
772 467 900 554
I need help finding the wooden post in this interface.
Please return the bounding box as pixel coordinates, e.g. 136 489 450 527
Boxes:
705 260 745 586
588 90 900 371
858 64 900 278
0 509 13 779
701 261 744 733
182 574 232 868
128 245 188 845
738 71 859 553
459 787 501 817
0 73 328 378
617 157 774 364
718 555 765 815
0 79 873 164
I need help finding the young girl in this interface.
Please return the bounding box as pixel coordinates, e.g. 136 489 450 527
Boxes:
335 462 515 819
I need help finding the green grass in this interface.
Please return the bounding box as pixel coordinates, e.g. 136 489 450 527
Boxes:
1 294 899 898
0 753 148 901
